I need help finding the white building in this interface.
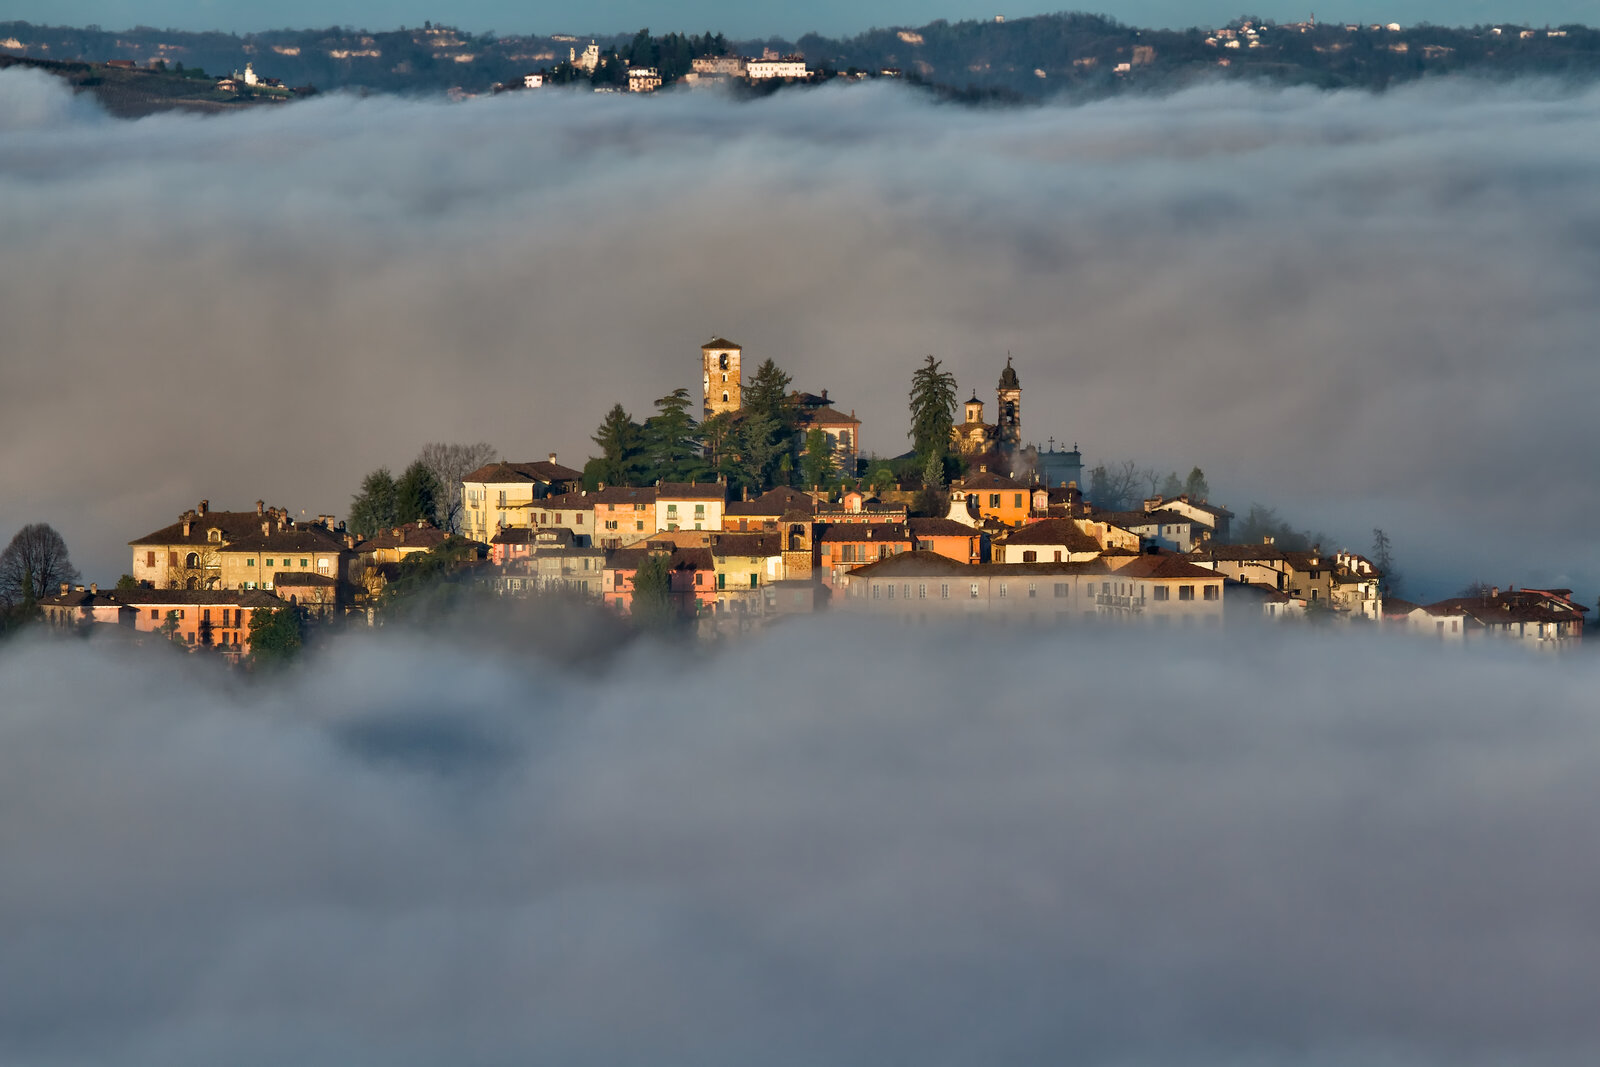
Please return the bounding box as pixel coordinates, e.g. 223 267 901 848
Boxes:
746 57 808 79
627 66 662 92
523 73 544 88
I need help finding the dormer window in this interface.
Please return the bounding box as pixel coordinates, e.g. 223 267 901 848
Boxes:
207 528 221 542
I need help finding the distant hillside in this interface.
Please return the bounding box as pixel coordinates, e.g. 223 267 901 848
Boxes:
4 14 1600 102
0 52 305 117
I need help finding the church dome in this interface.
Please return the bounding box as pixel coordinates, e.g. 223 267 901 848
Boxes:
998 357 1020 391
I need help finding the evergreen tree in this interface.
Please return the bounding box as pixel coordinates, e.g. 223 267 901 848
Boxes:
908 354 958 464
735 411 783 492
248 604 305 666
591 403 645 487
348 469 399 538
629 552 677 631
743 358 795 425
801 428 836 489
640 388 706 483
1371 528 1402 596
395 460 442 526
913 449 949 516
1159 471 1184 499
740 359 798 488
1184 466 1210 501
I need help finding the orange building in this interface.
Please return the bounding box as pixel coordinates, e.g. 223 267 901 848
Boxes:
37 586 286 656
957 468 1032 527
908 517 987 564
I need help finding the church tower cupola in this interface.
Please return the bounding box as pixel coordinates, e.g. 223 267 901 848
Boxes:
996 356 1021 450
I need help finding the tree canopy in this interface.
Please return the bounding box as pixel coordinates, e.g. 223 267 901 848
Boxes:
590 403 645 488
0 523 79 606
348 468 399 538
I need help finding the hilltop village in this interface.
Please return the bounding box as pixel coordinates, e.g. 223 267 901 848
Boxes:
29 337 1590 660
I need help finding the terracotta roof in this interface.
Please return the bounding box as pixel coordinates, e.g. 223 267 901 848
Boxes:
273 571 338 587
1113 553 1224 582
588 486 658 505
1191 544 1287 563
356 523 451 552
523 491 590 509
958 471 1028 491
656 481 727 500
702 337 742 349
491 528 536 545
799 407 860 426
223 525 348 555
463 460 584 484
38 588 284 608
846 551 1110 579
997 518 1100 552
710 532 784 557
818 523 912 543
604 545 714 571
726 487 818 517
130 507 284 547
908 517 981 537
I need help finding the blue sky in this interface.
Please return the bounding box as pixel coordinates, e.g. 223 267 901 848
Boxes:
6 0 1597 38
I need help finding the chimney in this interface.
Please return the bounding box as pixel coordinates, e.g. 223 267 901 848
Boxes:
90 583 97 594
344 533 356 549
256 500 265 516
549 452 558 464
1491 586 1500 598
197 499 208 516
182 519 191 537
262 521 271 536
60 582 69 595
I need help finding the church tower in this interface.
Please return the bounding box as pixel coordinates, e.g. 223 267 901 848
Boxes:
996 357 1021 450
702 337 743 421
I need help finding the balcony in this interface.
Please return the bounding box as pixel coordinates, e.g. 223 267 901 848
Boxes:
1095 593 1144 613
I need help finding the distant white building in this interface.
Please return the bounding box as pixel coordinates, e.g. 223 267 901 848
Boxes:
746 57 808 79
570 41 599 72
523 73 544 88
627 66 662 92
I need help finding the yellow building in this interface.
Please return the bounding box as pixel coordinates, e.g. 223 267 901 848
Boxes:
461 456 583 542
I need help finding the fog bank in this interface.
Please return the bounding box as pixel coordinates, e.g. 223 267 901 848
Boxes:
2 623 1599 1065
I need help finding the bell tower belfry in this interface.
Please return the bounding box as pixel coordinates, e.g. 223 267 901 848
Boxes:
996 356 1021 450
702 337 743 421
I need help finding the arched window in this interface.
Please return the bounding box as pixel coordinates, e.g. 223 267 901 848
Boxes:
722 392 729 403
185 552 199 568
719 353 729 370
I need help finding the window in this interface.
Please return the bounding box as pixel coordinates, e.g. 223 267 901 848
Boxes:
299 559 308 568
636 521 645 531
999 583 1008 598
695 573 703 585
318 559 329 572
266 558 275 567
1053 551 1062 562
719 352 729 370
903 584 911 599
717 572 726 590
722 392 729 403
605 520 618 531
1102 582 1111 595
695 504 705 515
150 609 159 620
1203 585 1219 601
1153 586 1170 601
1023 550 1037 563
988 493 1001 507
246 558 255 567
1054 583 1069 597
918 584 927 599
1179 585 1195 601
749 574 758 588
840 545 854 563
498 491 507 506
970 583 980 599
872 584 881 599
887 584 895 599
1028 583 1037 598
667 504 678 515
1013 493 1023 508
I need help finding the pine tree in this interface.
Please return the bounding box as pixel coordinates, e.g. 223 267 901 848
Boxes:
1184 466 1210 501
629 552 677 631
908 354 958 463
590 403 644 487
640 388 705 483
801 428 837 489
348 469 399 537
395 461 442 526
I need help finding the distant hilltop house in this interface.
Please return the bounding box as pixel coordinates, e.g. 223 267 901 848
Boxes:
217 62 284 92
746 56 810 79
627 67 662 92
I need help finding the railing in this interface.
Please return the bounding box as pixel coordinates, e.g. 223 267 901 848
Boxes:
1095 593 1144 612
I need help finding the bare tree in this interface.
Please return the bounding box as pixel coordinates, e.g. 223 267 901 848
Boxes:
0 523 81 604
415 441 497 533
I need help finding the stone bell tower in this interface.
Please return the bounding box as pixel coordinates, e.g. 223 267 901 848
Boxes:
702 337 743 421
996 356 1021 450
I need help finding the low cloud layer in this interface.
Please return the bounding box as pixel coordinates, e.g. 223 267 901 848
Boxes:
3 623 1600 1065
1 69 1597 596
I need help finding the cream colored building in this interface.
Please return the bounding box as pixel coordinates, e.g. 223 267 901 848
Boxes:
461 456 583 541
657 482 726 532
746 58 808 78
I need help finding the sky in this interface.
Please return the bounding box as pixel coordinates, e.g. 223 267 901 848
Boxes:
2 0 1599 39
4 621 1600 1065
2 67 1599 600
